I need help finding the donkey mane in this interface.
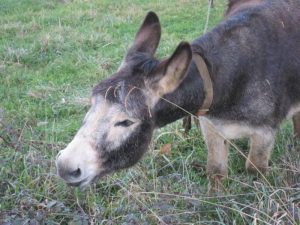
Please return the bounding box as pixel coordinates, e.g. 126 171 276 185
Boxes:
226 0 263 16
193 2 263 60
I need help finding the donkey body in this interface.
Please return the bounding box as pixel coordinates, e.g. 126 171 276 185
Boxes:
56 0 300 192
193 0 300 190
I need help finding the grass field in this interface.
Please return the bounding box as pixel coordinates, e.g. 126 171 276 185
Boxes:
1 0 300 224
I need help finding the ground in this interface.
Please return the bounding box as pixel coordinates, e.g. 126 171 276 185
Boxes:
0 0 300 224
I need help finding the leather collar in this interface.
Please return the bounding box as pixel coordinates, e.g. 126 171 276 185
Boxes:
193 54 213 116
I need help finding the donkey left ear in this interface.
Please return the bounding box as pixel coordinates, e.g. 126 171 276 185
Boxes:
128 11 161 56
148 42 192 96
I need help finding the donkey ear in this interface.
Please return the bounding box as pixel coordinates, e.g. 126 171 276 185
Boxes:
148 42 192 96
129 11 161 55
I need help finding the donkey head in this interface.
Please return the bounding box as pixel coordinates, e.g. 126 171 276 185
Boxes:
56 12 192 187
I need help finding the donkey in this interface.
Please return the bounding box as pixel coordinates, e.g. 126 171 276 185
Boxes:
56 0 300 192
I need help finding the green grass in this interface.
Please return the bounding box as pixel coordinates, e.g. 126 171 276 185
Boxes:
1 0 300 224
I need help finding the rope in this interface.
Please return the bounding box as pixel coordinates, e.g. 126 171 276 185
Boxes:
204 0 213 33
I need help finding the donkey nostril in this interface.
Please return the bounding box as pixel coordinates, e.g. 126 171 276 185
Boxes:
69 168 81 178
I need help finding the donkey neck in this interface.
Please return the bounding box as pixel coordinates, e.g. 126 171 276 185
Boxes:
153 17 245 127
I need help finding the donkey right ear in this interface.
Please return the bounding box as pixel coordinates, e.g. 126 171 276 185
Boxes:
128 11 161 56
146 42 192 97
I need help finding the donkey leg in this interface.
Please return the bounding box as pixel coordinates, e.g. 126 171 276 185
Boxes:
246 129 275 174
293 112 300 140
200 118 229 193
193 117 201 129
182 116 192 135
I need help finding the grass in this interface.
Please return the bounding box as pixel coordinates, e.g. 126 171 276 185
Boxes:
0 0 300 224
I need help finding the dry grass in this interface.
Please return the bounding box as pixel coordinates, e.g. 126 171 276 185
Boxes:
1 0 300 224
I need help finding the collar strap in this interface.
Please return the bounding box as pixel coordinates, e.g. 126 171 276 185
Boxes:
193 54 213 116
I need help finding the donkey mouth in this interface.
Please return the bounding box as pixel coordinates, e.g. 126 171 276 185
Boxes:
66 175 98 188
67 177 89 187
66 171 107 188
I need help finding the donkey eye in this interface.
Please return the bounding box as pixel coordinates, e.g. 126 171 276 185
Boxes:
114 120 135 127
